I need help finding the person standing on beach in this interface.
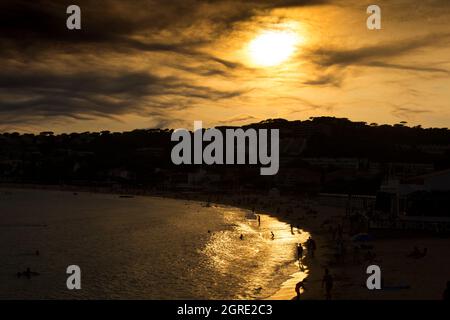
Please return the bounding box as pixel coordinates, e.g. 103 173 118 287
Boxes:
297 243 303 261
257 215 261 227
322 268 334 300
295 280 306 300
311 238 316 257
271 231 275 240
307 237 316 258
306 237 311 256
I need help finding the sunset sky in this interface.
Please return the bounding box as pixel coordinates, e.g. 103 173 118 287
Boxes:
0 0 449 133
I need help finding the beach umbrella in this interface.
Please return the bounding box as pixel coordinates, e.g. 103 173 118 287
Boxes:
352 233 374 242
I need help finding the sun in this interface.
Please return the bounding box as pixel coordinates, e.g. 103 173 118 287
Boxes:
248 30 300 67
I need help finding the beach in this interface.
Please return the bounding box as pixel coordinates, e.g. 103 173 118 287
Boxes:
1 184 449 300
168 191 450 300
256 201 450 300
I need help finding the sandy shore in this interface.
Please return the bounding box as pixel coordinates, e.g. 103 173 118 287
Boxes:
263 201 450 300
187 194 450 300
2 183 449 300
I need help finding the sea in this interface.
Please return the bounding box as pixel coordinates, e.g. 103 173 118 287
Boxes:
0 188 309 299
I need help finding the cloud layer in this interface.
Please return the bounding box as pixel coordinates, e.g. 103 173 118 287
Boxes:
0 0 449 131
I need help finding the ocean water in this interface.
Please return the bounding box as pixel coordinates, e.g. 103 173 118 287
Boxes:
0 189 308 299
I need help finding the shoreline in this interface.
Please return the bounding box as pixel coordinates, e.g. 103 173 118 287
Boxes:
1 183 329 300
2 183 450 300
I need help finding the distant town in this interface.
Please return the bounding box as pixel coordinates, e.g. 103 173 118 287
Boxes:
1 117 450 221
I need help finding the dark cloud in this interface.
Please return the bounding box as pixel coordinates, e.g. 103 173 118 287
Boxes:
392 105 431 120
218 114 258 124
2 0 283 127
311 33 450 69
0 0 328 50
302 32 450 87
364 61 450 74
1 0 449 130
0 69 245 124
302 73 343 87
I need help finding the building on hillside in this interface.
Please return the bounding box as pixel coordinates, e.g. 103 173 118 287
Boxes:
375 169 450 221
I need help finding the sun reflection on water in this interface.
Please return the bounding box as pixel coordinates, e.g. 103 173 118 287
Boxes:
202 207 310 299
